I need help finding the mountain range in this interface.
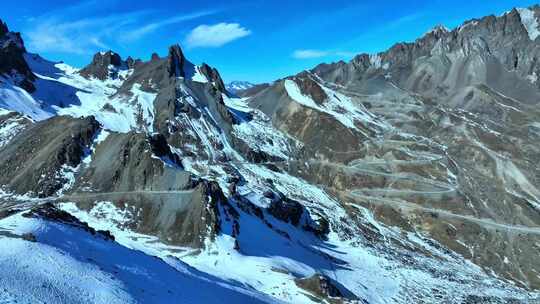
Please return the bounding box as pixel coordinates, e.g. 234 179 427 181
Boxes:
1 5 540 304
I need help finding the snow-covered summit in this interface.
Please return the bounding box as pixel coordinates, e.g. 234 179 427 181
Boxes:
226 81 255 93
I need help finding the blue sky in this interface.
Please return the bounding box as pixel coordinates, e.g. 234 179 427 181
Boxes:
2 0 538 83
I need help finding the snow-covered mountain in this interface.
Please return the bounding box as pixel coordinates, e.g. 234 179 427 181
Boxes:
1 6 540 304
226 80 255 94
226 80 254 90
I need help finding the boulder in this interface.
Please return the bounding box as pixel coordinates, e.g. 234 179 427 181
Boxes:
295 274 359 301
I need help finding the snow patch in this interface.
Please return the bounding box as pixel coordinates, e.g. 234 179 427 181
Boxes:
191 66 209 83
55 70 156 133
15 55 155 133
82 129 110 165
527 72 538 84
223 94 300 159
459 20 479 32
0 77 52 120
517 8 540 40
369 54 389 70
0 114 27 148
284 79 390 133
227 81 254 92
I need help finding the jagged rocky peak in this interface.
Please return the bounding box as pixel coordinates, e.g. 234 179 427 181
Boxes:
148 43 228 93
498 7 536 41
167 44 186 78
0 19 34 92
167 43 226 88
429 24 449 33
79 50 128 80
200 62 227 92
125 55 141 69
0 19 24 49
101 50 122 66
308 4 540 93
0 19 8 37
150 52 160 61
116 44 188 93
424 24 450 39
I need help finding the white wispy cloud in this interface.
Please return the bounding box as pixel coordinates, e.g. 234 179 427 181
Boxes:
335 51 357 57
292 49 329 59
25 13 147 54
186 23 251 48
24 3 216 55
292 49 356 59
122 10 218 42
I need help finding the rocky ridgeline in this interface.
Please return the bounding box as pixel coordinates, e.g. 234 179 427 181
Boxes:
0 20 35 91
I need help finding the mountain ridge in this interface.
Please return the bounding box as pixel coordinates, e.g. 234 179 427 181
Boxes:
243 3 540 292
0 5 539 303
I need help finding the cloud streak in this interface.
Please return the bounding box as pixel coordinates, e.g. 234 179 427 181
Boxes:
25 11 149 55
292 49 328 59
186 23 251 48
122 10 218 42
24 2 217 55
292 49 356 59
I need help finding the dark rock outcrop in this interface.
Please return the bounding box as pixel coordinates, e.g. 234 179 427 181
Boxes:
74 132 190 193
0 20 8 37
0 115 99 197
294 75 327 105
265 190 330 239
71 178 237 249
148 132 182 167
126 56 135 69
167 44 186 78
79 51 125 80
0 19 35 92
267 191 304 226
148 132 173 157
118 46 182 93
303 216 330 239
200 63 227 93
129 179 232 248
295 274 359 302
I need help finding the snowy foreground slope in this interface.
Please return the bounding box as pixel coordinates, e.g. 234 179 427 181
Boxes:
0 204 274 304
1 7 540 304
